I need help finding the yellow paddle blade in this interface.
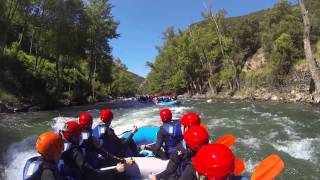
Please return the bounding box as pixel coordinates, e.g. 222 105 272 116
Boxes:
251 154 285 180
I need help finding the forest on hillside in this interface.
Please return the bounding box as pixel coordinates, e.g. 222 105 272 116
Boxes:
143 0 320 101
0 0 140 109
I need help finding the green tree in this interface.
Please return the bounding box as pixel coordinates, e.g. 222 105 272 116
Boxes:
269 33 296 84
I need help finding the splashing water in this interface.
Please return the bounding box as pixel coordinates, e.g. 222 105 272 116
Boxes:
1 100 320 179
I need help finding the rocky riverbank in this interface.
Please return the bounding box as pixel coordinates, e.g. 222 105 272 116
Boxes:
0 100 76 113
179 61 320 105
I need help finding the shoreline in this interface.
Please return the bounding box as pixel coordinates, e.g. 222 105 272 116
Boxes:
180 90 320 106
0 98 111 114
1 91 319 114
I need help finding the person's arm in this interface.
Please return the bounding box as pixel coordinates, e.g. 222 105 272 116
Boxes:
156 144 184 179
71 147 117 175
107 128 134 146
92 137 126 164
146 128 164 152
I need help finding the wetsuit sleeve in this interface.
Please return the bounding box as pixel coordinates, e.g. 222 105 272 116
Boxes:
72 148 117 176
155 146 184 179
178 164 197 180
108 128 134 146
92 137 126 164
41 169 56 180
147 128 164 152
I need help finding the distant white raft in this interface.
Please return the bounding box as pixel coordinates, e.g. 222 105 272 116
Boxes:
125 157 169 179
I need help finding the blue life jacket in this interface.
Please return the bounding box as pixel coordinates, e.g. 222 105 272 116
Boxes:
23 156 60 180
58 142 81 180
162 121 183 157
92 124 117 155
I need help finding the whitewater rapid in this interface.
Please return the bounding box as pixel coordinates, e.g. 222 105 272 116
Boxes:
3 105 191 180
2 100 320 179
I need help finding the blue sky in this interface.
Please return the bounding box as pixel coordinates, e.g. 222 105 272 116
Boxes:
109 0 297 78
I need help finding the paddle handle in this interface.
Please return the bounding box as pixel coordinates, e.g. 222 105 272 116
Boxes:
100 166 117 171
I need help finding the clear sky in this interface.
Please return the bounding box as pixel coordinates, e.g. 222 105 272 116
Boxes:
109 0 297 78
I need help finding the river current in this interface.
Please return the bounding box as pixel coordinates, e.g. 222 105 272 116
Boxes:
0 99 319 179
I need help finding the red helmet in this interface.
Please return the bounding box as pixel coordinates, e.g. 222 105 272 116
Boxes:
180 112 201 127
63 121 82 140
160 108 172 123
79 112 93 128
184 126 209 152
192 144 235 180
100 109 113 124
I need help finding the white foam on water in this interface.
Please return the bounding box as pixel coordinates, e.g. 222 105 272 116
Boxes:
267 131 279 140
260 112 272 117
4 136 37 180
272 138 319 161
52 116 76 132
169 106 192 114
239 137 262 149
206 99 213 103
112 107 161 133
244 158 259 174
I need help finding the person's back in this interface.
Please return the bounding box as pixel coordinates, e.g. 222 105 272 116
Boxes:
93 109 140 157
161 120 183 157
141 108 183 159
23 132 64 180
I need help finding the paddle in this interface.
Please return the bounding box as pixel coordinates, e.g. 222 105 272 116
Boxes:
250 154 285 180
215 134 236 148
100 166 117 171
234 158 245 175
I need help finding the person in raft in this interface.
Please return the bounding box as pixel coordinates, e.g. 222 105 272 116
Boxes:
92 109 141 157
140 108 183 159
180 112 201 134
59 121 125 180
149 126 209 180
77 112 134 170
179 143 249 180
23 132 64 180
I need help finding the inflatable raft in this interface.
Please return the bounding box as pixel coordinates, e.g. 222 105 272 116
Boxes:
124 157 169 179
94 126 176 179
156 100 180 106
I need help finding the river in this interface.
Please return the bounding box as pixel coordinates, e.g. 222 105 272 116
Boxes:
0 99 319 179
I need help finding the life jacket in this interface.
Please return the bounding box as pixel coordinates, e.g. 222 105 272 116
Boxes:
79 130 102 168
58 142 81 180
92 124 117 155
162 121 183 157
23 156 60 180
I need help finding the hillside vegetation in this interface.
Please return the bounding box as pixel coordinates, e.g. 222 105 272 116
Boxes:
143 0 320 103
0 0 142 111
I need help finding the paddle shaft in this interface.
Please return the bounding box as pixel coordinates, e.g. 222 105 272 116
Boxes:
100 166 117 171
